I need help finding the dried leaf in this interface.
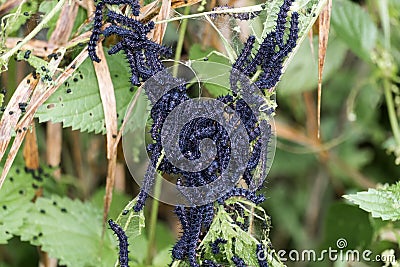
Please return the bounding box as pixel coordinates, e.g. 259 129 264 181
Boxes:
92 42 118 229
0 74 36 163
317 0 332 139
0 49 87 191
150 0 171 44
23 124 39 170
171 0 201 8
49 1 79 45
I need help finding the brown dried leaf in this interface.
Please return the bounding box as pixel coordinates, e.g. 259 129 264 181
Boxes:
0 74 36 163
49 1 79 45
139 0 160 22
171 0 201 8
46 122 62 179
92 42 118 229
317 0 332 139
23 123 39 170
150 0 172 44
0 49 88 190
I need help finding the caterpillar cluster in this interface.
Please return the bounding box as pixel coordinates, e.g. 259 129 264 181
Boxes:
88 0 299 266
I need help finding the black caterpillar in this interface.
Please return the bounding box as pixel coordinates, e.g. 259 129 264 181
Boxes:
89 0 299 265
108 219 129 267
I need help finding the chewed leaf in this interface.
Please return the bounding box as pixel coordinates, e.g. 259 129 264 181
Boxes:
115 197 145 239
344 182 400 221
36 49 136 134
18 195 116 267
113 197 145 265
199 202 281 267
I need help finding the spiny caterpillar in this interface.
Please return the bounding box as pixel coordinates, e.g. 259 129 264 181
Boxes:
108 219 129 267
88 0 299 265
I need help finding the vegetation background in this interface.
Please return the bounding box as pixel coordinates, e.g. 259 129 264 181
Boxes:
0 0 399 266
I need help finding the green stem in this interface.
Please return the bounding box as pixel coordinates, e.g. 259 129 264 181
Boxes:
0 0 66 71
171 260 181 267
173 5 191 77
383 78 400 148
145 152 165 265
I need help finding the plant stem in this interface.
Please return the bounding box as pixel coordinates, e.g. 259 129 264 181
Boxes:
383 78 400 151
173 5 191 77
145 152 165 265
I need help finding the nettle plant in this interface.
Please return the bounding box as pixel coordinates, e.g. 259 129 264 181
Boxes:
3 0 400 266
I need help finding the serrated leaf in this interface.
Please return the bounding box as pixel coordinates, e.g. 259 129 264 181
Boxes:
18 195 117 267
331 0 378 62
114 197 146 265
344 182 400 221
0 166 42 244
199 201 281 267
36 50 138 134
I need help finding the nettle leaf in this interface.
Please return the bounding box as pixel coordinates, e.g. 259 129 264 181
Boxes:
260 0 283 39
36 50 136 134
18 195 117 267
331 0 378 62
344 182 400 221
199 200 281 266
0 167 43 244
114 197 146 265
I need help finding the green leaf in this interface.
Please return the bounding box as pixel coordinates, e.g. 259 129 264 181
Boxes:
331 0 378 62
90 188 130 219
189 44 231 97
322 202 373 250
36 49 138 134
199 201 282 267
344 182 400 221
18 195 117 267
152 247 173 266
278 36 348 94
0 167 42 244
189 60 231 97
114 197 146 265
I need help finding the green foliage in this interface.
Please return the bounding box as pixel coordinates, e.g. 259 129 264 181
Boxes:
322 203 373 249
344 182 400 221
278 36 347 94
0 1 38 52
0 167 42 244
18 195 117 267
199 200 281 267
6 1 39 35
36 50 137 134
331 0 378 62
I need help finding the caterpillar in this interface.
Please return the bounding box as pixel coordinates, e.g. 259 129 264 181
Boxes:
108 219 129 267
88 0 299 266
